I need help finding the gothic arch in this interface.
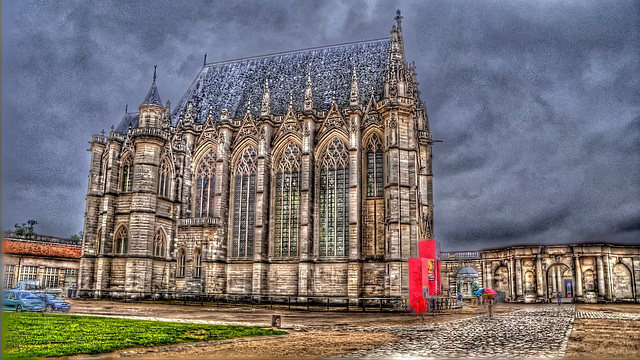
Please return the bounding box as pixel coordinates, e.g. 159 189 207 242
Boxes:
192 146 217 218
153 228 167 257
229 144 259 258
315 136 350 257
271 133 302 165
193 247 202 278
158 156 173 198
271 142 302 258
113 225 128 255
176 247 186 277
314 129 350 159
119 151 134 192
192 143 218 172
230 138 259 169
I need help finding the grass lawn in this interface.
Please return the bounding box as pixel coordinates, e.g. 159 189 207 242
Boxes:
2 312 286 360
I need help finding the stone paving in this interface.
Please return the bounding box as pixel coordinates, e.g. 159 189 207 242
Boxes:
575 311 640 321
341 305 576 358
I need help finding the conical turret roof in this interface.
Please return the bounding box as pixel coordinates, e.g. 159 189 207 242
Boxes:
141 66 163 107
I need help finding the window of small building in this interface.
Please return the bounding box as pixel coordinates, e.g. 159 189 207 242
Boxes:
4 265 15 288
43 268 59 288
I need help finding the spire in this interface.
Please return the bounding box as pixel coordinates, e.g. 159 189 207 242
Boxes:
261 78 270 116
385 10 407 98
350 66 359 106
141 65 163 107
304 72 314 111
394 9 403 29
203 53 207 67
288 93 293 110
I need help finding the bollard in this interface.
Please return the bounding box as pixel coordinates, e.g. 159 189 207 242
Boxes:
271 314 282 328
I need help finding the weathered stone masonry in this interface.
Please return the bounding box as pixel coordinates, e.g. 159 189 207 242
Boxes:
79 12 437 299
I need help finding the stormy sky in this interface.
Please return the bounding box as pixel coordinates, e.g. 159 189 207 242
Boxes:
2 1 639 251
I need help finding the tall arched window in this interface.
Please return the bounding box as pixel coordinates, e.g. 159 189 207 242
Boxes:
195 148 216 217
319 138 350 257
274 143 301 257
153 230 166 257
121 154 134 192
115 226 128 254
232 146 258 258
193 248 202 278
366 134 383 198
158 158 172 198
177 248 186 277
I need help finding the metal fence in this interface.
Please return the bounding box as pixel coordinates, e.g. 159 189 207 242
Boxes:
78 289 459 313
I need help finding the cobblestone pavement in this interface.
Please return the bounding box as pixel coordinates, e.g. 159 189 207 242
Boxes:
342 305 576 358
575 311 640 321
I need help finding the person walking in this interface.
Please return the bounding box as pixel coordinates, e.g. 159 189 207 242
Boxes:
556 292 562 306
487 296 495 318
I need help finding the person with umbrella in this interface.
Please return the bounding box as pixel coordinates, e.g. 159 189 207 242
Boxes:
476 288 498 318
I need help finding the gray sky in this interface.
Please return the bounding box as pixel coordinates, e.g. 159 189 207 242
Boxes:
3 0 639 251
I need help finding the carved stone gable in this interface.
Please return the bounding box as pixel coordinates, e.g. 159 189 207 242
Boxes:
317 102 346 138
273 108 301 142
233 110 259 145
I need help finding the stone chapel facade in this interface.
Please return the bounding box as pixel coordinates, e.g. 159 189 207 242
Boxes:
79 12 436 298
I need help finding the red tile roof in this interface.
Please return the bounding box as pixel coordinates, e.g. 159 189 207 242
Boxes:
2 240 82 259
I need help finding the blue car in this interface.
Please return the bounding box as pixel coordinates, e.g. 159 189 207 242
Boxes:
37 293 71 312
2 290 45 312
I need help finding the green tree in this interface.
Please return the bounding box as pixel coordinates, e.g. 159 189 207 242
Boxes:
14 220 37 236
69 230 84 242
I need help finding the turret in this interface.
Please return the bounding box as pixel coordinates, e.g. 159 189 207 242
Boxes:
138 65 165 128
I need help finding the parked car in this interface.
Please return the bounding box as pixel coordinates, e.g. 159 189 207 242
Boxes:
37 293 71 312
2 290 45 312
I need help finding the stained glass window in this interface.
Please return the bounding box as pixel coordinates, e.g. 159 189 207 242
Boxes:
121 154 134 192
115 226 128 254
274 143 301 257
366 134 384 198
158 158 172 198
232 146 258 258
195 149 216 218
177 248 185 277
154 230 166 257
319 138 350 257
193 248 202 278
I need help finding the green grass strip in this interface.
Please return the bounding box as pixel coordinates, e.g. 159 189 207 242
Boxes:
2 312 286 359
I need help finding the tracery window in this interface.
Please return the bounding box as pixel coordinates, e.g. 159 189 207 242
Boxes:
366 134 384 198
232 146 258 258
195 149 216 218
121 154 134 192
153 230 166 257
176 248 186 277
274 143 301 257
115 226 128 254
158 158 172 198
193 248 202 278
319 138 350 257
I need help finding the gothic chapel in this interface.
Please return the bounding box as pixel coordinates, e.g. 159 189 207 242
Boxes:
80 11 436 299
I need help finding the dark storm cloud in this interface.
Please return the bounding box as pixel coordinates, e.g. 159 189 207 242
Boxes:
2 0 638 250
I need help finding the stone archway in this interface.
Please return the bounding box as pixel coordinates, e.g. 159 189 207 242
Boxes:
547 264 573 299
612 263 633 300
456 267 479 298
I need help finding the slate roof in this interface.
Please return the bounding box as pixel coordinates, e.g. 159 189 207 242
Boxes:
142 81 163 107
171 39 390 125
115 112 140 134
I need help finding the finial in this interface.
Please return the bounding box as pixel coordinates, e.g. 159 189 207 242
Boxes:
128 122 133 131
101 129 105 136
203 53 207 66
153 65 157 83
289 93 293 109
394 9 403 29
111 124 115 132
125 104 128 113
246 99 251 113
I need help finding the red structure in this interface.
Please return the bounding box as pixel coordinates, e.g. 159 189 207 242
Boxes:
408 239 441 312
